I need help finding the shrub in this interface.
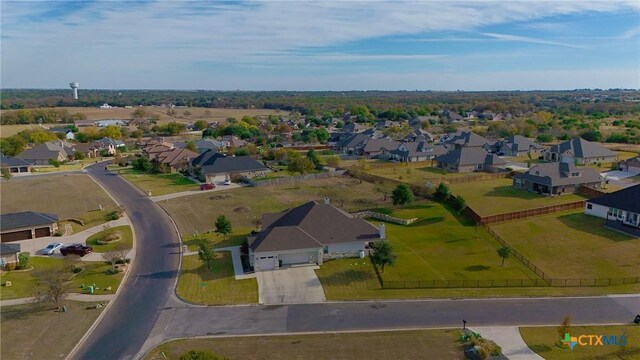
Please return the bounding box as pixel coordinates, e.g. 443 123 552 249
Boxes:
71 265 84 274
54 231 63 237
105 268 121 275
5 262 17 271
48 159 61 168
451 195 467 213
105 210 120 221
179 350 225 360
17 252 30 270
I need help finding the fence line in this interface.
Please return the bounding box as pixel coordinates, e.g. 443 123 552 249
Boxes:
352 211 418 225
426 171 511 185
467 201 586 225
380 276 640 289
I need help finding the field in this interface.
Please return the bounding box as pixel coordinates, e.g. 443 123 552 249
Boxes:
364 162 477 185
0 174 116 219
0 301 106 360
160 176 388 235
520 325 640 360
491 210 640 279
0 257 124 300
143 329 465 360
176 253 258 305
86 225 134 252
116 168 198 196
0 124 44 137
449 178 587 216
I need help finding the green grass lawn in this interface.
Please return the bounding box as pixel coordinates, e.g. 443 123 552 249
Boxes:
491 210 640 279
449 178 587 216
143 329 465 360
176 253 257 305
86 225 134 252
0 257 124 300
365 163 476 185
117 168 198 196
31 158 97 173
61 208 116 234
182 229 250 252
1 301 106 360
520 325 640 360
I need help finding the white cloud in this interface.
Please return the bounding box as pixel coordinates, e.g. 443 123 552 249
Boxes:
482 32 587 48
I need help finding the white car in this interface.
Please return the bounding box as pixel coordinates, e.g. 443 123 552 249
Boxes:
223 179 232 185
42 242 63 255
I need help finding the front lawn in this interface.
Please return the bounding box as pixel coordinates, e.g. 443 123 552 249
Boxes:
0 257 124 300
117 168 198 196
176 253 257 305
0 301 106 360
182 229 250 252
449 178 586 216
85 225 134 252
143 329 465 360
61 208 116 234
490 210 640 279
520 325 640 360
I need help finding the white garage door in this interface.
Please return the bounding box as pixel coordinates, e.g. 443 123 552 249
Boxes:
256 256 276 270
280 251 317 265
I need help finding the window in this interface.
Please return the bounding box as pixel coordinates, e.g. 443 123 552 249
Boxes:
587 204 592 210
323 246 329 254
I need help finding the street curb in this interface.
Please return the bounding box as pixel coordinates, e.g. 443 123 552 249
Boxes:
65 167 138 360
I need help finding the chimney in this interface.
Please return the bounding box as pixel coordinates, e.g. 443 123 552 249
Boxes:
379 223 386 240
324 197 330 205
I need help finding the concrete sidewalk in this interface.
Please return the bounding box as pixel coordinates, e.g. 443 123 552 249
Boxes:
149 183 242 202
0 293 115 307
472 326 543 360
216 246 255 280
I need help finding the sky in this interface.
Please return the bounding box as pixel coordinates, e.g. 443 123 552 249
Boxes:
1 0 639 91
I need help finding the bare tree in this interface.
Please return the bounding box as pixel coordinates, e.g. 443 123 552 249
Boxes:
249 216 262 232
105 244 130 270
34 268 74 310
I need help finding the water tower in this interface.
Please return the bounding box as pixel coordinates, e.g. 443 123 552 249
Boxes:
69 82 79 100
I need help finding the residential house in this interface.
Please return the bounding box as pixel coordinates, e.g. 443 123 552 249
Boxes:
152 148 198 173
585 184 640 232
248 200 381 271
100 103 113 109
375 120 399 129
175 139 225 154
92 137 125 156
434 147 507 173
441 131 493 150
221 135 247 148
50 127 76 140
0 211 59 242
363 138 401 159
618 156 640 174
0 243 21 268
16 140 75 165
338 133 373 155
143 144 174 160
0 154 32 174
190 150 268 184
342 122 368 133
513 162 602 196
491 135 546 157
391 142 447 162
444 110 464 122
96 119 128 127
404 129 434 143
542 138 617 164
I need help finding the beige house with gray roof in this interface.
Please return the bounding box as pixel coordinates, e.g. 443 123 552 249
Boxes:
513 162 602 196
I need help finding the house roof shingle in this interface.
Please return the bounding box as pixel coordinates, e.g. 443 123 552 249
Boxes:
0 211 59 231
587 184 640 213
514 162 602 187
0 243 21 255
549 138 616 159
0 154 31 168
435 147 507 166
199 154 267 175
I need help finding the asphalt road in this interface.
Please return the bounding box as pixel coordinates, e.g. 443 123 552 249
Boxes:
70 165 182 360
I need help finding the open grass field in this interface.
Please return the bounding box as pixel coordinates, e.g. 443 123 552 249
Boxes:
0 257 124 300
143 329 465 360
364 163 478 185
0 124 44 137
449 178 587 216
0 174 116 219
116 168 198 196
160 176 389 235
491 210 640 279
86 225 133 252
0 301 106 360
176 253 257 305
520 325 640 360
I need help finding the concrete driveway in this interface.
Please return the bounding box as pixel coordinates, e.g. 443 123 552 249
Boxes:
256 265 326 305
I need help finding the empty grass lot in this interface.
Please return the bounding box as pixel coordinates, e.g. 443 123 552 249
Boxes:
449 178 587 216
85 225 133 252
520 325 640 360
0 257 124 300
143 329 465 360
491 210 640 279
181 230 250 252
117 168 198 195
176 253 257 305
365 163 476 185
62 208 116 233
161 176 389 234
1 301 106 360
0 174 116 219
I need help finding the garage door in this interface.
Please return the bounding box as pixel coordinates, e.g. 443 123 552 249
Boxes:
1 230 32 243
280 251 317 265
34 227 51 238
256 256 276 271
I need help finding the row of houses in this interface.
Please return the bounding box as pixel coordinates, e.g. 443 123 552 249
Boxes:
14 138 125 166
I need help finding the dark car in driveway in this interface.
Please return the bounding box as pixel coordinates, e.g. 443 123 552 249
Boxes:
60 244 94 257
200 183 215 190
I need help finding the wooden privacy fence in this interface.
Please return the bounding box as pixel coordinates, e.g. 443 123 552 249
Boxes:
426 171 511 185
466 200 586 225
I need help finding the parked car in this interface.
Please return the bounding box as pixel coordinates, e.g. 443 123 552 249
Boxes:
223 179 232 185
200 183 215 191
42 242 63 255
60 244 93 257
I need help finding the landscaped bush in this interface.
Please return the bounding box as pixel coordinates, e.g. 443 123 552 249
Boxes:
4 262 17 271
17 252 30 270
105 268 121 275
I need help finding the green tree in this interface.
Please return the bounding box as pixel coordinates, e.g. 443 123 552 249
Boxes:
194 120 208 131
434 182 450 202
131 108 149 120
214 215 232 239
306 149 320 166
100 125 123 139
369 240 397 273
451 195 466 213
179 350 225 360
497 246 511 266
197 241 215 271
18 252 30 270
0 136 27 156
132 156 152 172
30 131 58 144
73 150 86 160
287 157 315 175
48 159 61 168
185 141 197 152
324 155 341 168
391 184 413 206
1 168 12 181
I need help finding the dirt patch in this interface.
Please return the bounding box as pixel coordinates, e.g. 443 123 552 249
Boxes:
233 206 251 213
